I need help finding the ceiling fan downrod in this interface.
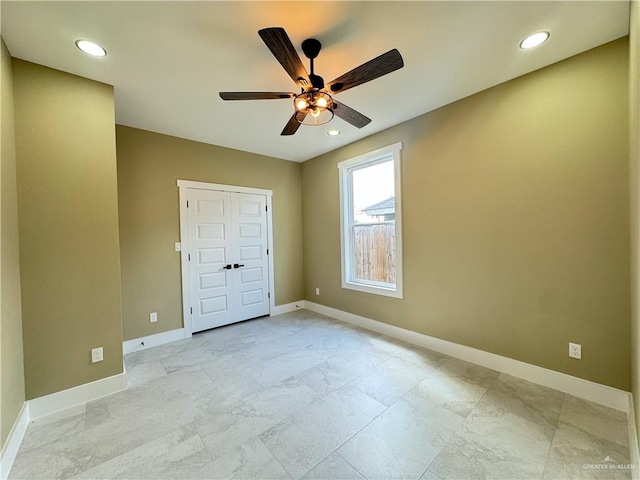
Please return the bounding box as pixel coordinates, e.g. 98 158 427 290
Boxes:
302 38 324 90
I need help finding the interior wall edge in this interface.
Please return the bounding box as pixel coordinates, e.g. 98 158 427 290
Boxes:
0 35 26 450
628 393 640 477
0 402 28 480
629 0 640 460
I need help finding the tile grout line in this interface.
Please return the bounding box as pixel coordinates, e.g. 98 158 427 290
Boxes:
336 450 369 480
294 388 392 478
271 326 449 478
257 436 296 480
9 409 87 458
268 354 396 479
539 392 567 479
192 427 216 473
257 382 384 477
390 357 482 480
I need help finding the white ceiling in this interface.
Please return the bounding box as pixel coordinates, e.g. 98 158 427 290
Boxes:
1 1 630 162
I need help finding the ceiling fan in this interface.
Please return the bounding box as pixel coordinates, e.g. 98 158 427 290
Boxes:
219 27 404 136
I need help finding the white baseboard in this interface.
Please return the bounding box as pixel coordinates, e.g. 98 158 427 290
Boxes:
28 372 126 420
304 301 630 412
122 310 306 356
0 402 29 480
270 301 305 316
629 394 640 479
123 328 186 355
2 374 126 477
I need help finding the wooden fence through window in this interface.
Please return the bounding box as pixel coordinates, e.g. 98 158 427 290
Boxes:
353 223 396 284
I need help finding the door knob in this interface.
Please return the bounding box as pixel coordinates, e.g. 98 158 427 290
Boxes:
222 264 232 270
233 264 245 269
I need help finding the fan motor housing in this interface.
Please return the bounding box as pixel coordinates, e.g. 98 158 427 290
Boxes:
301 38 322 59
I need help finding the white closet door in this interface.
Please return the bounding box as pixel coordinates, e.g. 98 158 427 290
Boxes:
187 188 270 333
230 193 270 322
187 189 234 332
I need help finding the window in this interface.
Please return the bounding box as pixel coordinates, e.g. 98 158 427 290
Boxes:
338 142 403 298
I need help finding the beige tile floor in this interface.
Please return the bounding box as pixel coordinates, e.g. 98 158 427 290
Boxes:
9 310 631 480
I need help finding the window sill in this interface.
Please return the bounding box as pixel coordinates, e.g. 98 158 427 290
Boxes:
341 280 403 299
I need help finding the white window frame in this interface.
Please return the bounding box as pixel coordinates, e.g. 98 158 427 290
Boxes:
338 142 403 299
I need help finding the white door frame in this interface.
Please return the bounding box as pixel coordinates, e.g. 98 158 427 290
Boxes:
177 179 275 337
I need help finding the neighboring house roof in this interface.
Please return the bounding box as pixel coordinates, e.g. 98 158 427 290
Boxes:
363 197 395 216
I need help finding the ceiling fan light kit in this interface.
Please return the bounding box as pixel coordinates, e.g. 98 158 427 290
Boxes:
294 90 334 126
219 27 404 136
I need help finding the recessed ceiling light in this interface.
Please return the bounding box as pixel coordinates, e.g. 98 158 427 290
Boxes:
75 39 107 57
327 130 340 136
519 31 550 50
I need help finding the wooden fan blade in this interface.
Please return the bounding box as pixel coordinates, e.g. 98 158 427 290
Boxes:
281 112 304 136
259 27 311 89
327 49 404 94
219 92 294 100
332 100 371 128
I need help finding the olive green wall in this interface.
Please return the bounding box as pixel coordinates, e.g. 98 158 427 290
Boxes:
116 126 303 341
0 38 25 447
630 0 640 451
303 38 631 390
13 60 123 399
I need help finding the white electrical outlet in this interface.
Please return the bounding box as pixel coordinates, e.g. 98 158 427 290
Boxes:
174 242 181 252
315 288 320 296
91 347 104 363
150 312 158 323
569 342 582 359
